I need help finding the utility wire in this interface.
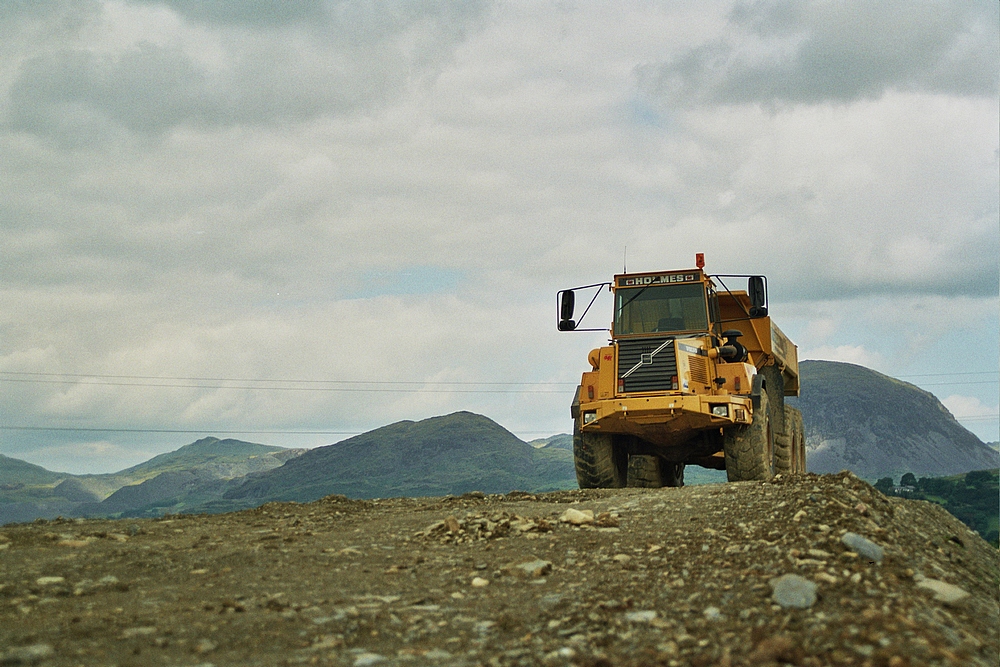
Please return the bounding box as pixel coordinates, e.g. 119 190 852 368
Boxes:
0 425 560 436
0 371 576 386
0 377 571 393
1 371 995 391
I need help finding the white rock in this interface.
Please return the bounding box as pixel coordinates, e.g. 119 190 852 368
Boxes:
509 560 553 577
35 577 65 586
471 577 490 587
559 508 595 525
769 574 818 609
840 532 884 563
625 610 657 623
916 578 970 605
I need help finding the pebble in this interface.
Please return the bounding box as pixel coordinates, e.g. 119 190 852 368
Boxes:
194 639 218 654
916 578 970 605
353 653 387 666
471 577 490 587
769 574 818 609
121 627 158 639
508 560 553 577
703 606 722 621
35 576 65 586
624 610 658 623
0 644 54 665
841 532 884 563
559 509 594 525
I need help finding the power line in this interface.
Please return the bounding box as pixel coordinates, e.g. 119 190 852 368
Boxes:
1 371 995 392
0 378 573 394
0 425 560 436
895 371 996 378
0 371 576 386
0 372 577 393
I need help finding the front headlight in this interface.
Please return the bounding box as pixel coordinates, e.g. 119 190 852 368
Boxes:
583 411 597 424
711 404 729 417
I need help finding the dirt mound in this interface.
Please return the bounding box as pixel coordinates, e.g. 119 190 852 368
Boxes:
1 473 996 666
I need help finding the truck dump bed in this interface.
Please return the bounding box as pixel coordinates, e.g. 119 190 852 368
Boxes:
717 290 799 396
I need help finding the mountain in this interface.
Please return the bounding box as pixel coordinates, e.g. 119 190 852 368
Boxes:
0 438 306 524
224 412 577 504
788 360 999 479
529 434 573 450
0 454 65 488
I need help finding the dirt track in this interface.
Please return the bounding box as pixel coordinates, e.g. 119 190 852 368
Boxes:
1 472 997 666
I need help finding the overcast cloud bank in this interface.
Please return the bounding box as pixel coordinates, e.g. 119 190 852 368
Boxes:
1 1 996 472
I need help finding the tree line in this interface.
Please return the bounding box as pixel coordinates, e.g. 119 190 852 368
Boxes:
874 469 999 547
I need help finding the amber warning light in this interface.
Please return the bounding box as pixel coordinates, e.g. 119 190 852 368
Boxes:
695 253 705 269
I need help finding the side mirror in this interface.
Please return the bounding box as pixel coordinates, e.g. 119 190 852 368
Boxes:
558 290 576 331
748 276 767 317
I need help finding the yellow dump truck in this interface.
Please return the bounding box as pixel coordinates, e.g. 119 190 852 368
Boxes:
557 255 805 487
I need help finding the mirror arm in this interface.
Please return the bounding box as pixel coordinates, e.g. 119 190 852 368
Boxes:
575 285 605 327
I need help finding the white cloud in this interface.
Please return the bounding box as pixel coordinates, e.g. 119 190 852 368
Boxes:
801 344 883 369
644 0 999 105
941 394 999 421
0 1 996 472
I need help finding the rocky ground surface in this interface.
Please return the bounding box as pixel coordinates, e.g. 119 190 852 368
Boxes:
1 472 997 667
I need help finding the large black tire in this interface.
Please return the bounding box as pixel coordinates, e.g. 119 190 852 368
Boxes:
786 406 806 474
774 431 792 474
661 461 685 487
761 365 786 438
625 456 685 488
723 391 773 482
573 418 627 488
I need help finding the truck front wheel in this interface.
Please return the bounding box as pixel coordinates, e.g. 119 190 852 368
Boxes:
723 391 773 482
573 420 627 488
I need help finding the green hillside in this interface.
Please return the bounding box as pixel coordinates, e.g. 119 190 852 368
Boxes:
0 453 64 486
874 469 999 546
0 438 305 524
224 412 577 504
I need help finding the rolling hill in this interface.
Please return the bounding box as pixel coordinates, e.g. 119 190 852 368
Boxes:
223 411 577 504
0 438 305 524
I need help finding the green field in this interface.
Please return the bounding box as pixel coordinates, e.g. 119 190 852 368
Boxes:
874 469 999 546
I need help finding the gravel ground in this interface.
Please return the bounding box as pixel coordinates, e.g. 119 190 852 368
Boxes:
1 471 997 667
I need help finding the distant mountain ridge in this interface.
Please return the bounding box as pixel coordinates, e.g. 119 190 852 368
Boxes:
224 411 576 504
0 438 306 524
3 361 997 525
789 360 999 479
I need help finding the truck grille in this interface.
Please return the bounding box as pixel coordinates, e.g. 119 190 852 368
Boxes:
689 356 709 386
617 336 677 393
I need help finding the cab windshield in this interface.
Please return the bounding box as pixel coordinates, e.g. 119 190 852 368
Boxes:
614 283 709 335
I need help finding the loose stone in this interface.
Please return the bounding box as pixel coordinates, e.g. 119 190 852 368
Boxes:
507 560 553 577
916 578 970 605
769 574 818 609
559 509 594 525
0 644 55 665
841 532 884 563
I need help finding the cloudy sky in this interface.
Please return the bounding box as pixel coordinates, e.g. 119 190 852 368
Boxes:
1 0 997 474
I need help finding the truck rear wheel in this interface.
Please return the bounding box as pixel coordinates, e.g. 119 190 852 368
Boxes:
573 419 627 488
723 391 773 482
786 406 806 474
625 456 685 488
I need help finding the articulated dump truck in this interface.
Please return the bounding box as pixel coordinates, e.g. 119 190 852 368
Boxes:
557 254 805 488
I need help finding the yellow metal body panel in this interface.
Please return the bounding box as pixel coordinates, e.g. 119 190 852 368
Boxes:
579 393 752 449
